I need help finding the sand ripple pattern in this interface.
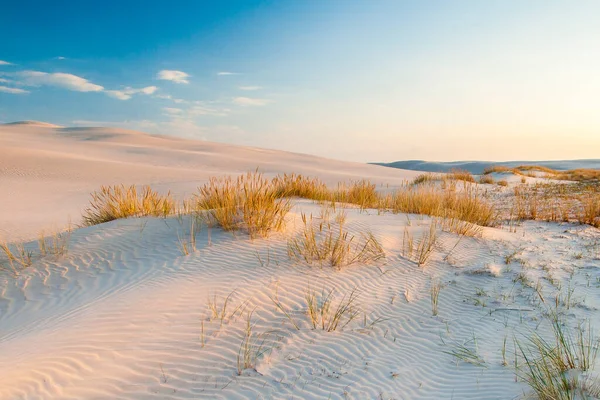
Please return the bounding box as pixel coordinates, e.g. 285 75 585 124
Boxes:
2 203 599 399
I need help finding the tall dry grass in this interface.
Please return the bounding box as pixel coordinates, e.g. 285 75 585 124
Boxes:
381 184 497 227
484 165 600 183
507 183 599 227
272 173 331 201
83 185 174 226
82 172 499 239
195 172 292 238
0 242 33 273
447 169 475 183
288 212 385 269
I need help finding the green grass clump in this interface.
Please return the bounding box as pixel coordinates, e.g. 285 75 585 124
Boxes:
516 318 600 400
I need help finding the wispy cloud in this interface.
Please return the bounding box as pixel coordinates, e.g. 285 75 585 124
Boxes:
233 96 270 106
188 104 229 116
163 107 184 115
0 86 29 94
162 102 229 118
217 71 238 76
239 86 261 91
55 56 66 60
155 94 188 104
157 70 190 84
105 86 158 100
18 71 104 92
0 60 13 66
0 78 11 83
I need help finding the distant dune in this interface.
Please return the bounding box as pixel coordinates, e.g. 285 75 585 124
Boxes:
2 120 63 128
0 121 418 241
373 159 600 174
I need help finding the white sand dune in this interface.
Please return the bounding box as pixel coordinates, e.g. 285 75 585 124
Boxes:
1 123 599 400
0 123 418 241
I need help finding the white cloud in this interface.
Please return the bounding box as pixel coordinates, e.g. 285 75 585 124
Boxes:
233 96 270 106
105 85 158 100
155 93 188 104
239 86 261 91
55 56 66 60
161 103 228 118
189 105 229 116
163 107 183 115
0 60 12 66
0 78 10 83
217 71 238 76
0 85 29 94
157 70 190 84
140 86 158 95
105 90 132 100
0 86 29 94
18 71 104 92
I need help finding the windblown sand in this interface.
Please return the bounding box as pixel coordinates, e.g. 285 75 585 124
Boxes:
1 123 599 399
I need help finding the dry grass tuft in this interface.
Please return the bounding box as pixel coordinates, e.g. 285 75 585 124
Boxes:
484 165 600 183
578 194 600 228
479 175 494 184
0 242 33 273
236 310 273 375
430 279 443 316
305 287 360 331
177 216 199 256
402 220 439 266
448 169 475 183
335 180 380 209
272 173 330 201
38 228 71 257
382 183 497 227
505 183 600 227
83 185 174 226
412 173 442 185
195 172 292 238
288 211 385 269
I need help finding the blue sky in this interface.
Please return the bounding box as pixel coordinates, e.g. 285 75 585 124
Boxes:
1 1 600 162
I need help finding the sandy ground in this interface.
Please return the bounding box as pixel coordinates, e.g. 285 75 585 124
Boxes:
1 123 599 400
0 122 418 242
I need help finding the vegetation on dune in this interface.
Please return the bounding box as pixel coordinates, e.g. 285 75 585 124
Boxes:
447 168 476 183
516 317 600 400
287 211 385 268
79 169 600 246
381 184 498 227
484 165 600 183
508 182 600 227
195 172 292 239
412 168 475 185
83 184 174 226
1 228 71 275
479 175 494 184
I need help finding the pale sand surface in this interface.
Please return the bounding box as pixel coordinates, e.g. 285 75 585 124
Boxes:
1 123 599 400
0 123 418 241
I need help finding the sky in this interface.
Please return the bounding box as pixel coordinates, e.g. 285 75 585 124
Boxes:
1 1 600 163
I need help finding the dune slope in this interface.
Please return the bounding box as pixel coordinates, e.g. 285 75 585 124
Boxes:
0 123 417 241
2 123 600 400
